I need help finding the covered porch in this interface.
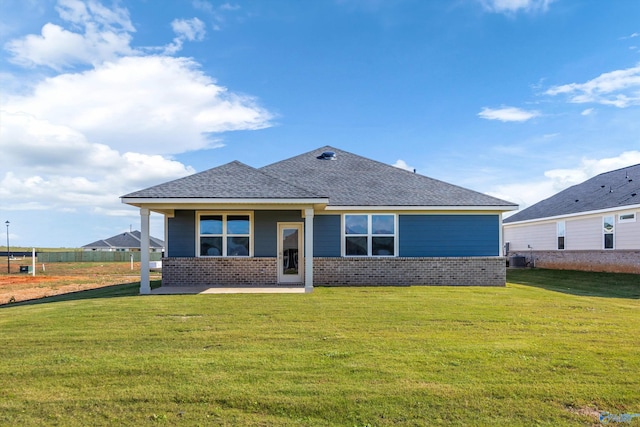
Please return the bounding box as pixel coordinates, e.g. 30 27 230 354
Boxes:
136 205 324 295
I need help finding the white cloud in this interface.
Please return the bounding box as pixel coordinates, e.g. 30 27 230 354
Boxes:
479 0 555 14
581 108 594 116
545 63 640 108
0 111 195 211
1 0 272 224
172 18 206 41
478 106 540 122
5 55 272 155
220 3 241 12
192 0 241 31
392 159 415 172
621 32 639 40
164 17 206 54
5 0 136 70
490 151 640 214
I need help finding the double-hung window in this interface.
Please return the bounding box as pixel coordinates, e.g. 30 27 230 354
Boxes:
199 213 251 257
603 215 614 249
344 214 396 256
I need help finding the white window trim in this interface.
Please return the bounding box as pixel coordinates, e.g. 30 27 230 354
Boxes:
341 213 398 257
618 212 636 223
556 221 565 250
197 211 254 257
603 215 615 250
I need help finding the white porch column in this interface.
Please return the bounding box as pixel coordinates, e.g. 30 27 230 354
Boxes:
140 208 151 295
304 208 314 293
498 212 504 256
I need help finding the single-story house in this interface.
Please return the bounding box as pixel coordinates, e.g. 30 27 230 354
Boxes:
503 163 640 273
121 146 517 293
82 230 164 252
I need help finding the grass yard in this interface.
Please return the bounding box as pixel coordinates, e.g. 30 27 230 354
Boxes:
0 269 638 426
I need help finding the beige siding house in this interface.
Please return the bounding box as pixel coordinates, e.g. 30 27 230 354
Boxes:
503 164 640 273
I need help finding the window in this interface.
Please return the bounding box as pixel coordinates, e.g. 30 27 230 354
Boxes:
619 212 636 223
603 216 614 249
199 213 251 257
344 214 396 256
557 221 565 250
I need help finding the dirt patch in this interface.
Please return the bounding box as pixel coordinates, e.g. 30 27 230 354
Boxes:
0 273 141 305
565 405 602 426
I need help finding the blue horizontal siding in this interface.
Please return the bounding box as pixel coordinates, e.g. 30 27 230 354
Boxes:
168 210 196 257
399 214 499 257
254 210 302 257
314 215 341 257
167 212 499 259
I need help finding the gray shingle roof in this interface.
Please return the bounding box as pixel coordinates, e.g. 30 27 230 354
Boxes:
260 146 516 207
122 160 323 199
82 231 164 249
121 146 516 208
504 163 640 223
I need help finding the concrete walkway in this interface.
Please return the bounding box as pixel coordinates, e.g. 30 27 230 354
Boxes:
150 285 307 294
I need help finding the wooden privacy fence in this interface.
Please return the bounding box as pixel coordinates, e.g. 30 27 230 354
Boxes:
37 251 163 263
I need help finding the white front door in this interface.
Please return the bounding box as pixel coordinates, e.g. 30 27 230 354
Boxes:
277 223 303 284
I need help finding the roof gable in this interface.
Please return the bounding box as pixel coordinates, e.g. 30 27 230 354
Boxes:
82 231 164 249
122 160 323 200
260 146 516 207
504 163 640 223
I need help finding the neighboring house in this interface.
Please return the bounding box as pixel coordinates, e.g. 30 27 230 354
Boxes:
82 230 165 253
121 146 517 293
503 164 640 273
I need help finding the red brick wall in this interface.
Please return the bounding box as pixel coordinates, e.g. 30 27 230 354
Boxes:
314 257 505 286
162 256 506 287
162 257 277 286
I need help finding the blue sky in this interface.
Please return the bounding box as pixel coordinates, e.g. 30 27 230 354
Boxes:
1 0 639 248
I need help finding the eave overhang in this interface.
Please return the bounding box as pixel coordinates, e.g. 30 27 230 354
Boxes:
121 197 330 215
503 202 640 226
323 205 519 212
121 197 516 216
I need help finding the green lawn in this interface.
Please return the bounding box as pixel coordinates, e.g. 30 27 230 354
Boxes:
0 269 639 426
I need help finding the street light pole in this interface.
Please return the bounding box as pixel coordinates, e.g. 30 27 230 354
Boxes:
5 221 9 274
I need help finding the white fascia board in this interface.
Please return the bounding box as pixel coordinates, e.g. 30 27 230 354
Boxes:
323 205 518 212
121 197 329 206
503 203 640 226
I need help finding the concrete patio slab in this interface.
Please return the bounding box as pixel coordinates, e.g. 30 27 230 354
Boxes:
150 286 307 294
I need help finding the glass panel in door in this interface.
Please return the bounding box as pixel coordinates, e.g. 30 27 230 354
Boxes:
282 228 298 275
278 223 303 283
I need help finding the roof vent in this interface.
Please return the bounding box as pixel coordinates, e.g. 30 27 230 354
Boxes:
317 151 336 160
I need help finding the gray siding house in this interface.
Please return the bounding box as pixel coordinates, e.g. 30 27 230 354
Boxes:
82 230 164 252
504 163 640 273
122 146 517 293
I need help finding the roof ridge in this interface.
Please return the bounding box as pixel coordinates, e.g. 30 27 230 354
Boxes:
255 162 328 198
229 159 327 197
262 145 516 206
504 163 640 223
127 231 142 243
592 162 640 177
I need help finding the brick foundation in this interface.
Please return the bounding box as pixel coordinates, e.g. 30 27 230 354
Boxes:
509 250 640 274
313 257 505 287
162 257 278 286
162 256 506 287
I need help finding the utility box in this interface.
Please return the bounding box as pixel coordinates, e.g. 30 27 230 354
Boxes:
509 256 526 268
19 265 32 273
